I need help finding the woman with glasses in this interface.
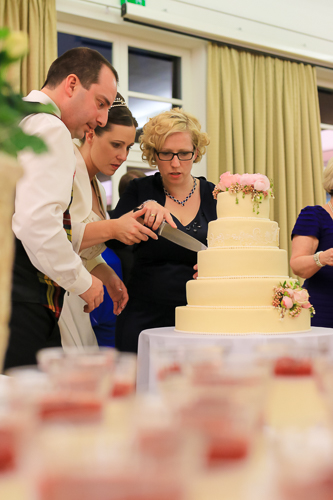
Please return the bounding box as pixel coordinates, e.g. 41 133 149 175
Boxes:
108 107 217 353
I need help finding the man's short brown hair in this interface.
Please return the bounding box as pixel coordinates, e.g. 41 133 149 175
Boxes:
42 47 118 90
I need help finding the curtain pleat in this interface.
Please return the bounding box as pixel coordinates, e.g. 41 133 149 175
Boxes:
0 0 57 94
207 44 325 272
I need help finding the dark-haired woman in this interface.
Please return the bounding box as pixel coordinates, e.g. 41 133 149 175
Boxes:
59 95 175 348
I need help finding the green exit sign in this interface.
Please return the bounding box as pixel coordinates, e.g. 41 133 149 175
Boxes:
121 0 145 5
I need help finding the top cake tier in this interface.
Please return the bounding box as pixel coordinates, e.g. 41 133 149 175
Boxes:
217 191 270 219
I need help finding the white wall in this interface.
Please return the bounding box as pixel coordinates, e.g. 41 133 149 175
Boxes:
57 0 333 67
124 0 333 68
56 0 333 200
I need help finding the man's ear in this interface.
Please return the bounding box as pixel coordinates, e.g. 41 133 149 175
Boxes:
64 74 79 97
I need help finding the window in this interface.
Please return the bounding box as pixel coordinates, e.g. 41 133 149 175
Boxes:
318 88 333 127
58 32 112 62
318 88 333 170
127 47 182 140
128 48 181 98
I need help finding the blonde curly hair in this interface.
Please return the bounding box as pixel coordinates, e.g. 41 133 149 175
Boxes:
323 157 333 194
139 108 210 168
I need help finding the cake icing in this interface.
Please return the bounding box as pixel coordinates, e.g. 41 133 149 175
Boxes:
208 218 279 247
175 173 313 335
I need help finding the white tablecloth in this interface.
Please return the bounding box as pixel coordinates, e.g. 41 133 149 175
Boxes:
136 326 333 393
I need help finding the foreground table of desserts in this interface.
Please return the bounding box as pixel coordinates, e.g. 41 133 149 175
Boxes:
2 328 333 500
137 326 333 393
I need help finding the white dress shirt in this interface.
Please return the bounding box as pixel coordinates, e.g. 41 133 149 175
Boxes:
12 90 92 295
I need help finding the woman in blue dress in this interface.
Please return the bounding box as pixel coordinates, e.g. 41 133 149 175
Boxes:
290 159 333 328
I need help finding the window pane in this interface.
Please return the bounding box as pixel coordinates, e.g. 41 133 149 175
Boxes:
322 130 333 165
318 88 333 126
128 97 172 141
57 32 112 62
129 48 181 99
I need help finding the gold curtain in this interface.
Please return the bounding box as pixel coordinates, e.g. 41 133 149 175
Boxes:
0 0 57 94
207 43 325 265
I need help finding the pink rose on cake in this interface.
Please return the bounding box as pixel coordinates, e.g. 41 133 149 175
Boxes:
281 296 293 309
301 301 312 309
239 173 258 186
293 289 311 308
253 175 270 192
216 171 241 191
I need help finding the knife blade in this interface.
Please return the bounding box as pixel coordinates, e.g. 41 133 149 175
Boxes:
158 221 207 252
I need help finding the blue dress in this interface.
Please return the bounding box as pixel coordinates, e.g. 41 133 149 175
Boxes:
89 248 123 348
292 205 333 328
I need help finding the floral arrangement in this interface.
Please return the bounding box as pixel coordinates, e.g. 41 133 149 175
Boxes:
0 27 54 158
213 172 274 214
272 280 315 319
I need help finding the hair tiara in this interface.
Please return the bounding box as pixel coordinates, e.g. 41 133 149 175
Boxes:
111 94 128 109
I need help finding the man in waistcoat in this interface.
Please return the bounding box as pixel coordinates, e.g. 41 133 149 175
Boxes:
3 48 118 370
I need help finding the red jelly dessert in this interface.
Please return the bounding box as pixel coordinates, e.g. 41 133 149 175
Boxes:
38 393 102 422
111 382 135 398
206 436 249 465
157 362 182 381
0 427 16 472
39 474 184 500
274 357 313 376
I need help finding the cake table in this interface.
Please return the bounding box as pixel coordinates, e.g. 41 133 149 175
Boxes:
136 326 333 393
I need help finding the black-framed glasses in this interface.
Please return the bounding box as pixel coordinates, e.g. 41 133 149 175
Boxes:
155 150 195 161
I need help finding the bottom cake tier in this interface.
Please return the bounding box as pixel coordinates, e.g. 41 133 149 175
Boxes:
175 305 311 335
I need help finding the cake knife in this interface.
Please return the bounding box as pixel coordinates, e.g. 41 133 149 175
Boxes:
158 221 207 252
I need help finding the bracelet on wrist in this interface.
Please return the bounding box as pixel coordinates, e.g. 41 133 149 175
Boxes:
313 251 325 268
142 199 158 206
133 200 158 213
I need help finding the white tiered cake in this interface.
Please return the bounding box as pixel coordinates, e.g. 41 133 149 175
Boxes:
175 178 312 335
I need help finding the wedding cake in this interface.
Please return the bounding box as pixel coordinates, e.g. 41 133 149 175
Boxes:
175 173 313 335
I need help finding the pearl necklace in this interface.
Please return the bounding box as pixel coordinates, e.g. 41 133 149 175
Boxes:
163 177 197 207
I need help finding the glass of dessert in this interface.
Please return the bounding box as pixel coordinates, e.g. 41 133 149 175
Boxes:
0 386 34 475
256 341 330 428
110 352 137 398
24 423 188 500
273 426 333 500
178 353 271 468
151 343 228 419
35 347 116 424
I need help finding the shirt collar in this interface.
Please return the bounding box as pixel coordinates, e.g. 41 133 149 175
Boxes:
23 90 61 118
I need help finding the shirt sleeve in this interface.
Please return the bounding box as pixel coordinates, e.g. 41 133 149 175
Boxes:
85 255 106 273
12 113 92 295
71 221 86 254
291 206 321 240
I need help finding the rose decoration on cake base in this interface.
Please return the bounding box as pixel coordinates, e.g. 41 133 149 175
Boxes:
272 280 315 319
